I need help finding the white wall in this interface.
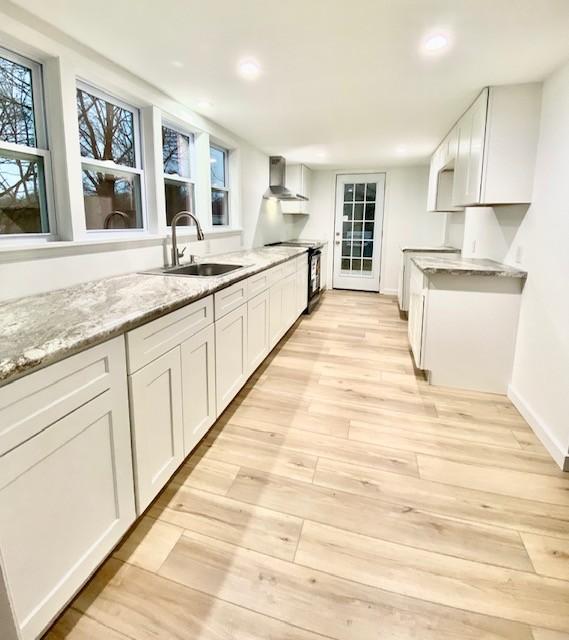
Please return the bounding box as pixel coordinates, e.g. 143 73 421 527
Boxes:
506 59 569 467
299 166 446 293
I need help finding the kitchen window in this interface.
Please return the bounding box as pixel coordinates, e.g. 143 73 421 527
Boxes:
77 83 144 231
210 144 229 226
162 124 195 226
0 47 52 237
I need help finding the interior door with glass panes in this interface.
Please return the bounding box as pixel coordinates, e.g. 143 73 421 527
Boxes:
333 174 385 291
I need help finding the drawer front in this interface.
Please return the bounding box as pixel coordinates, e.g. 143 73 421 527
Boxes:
126 296 213 373
214 279 248 320
282 258 297 278
267 264 285 286
248 270 271 298
0 337 126 457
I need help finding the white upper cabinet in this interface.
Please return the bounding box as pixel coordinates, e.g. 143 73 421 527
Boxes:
427 83 541 211
281 164 311 214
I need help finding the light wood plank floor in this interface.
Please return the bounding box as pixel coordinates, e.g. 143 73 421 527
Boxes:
45 290 569 640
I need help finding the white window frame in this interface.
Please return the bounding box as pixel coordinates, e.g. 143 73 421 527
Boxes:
76 80 147 236
210 143 230 227
0 45 56 242
161 121 196 226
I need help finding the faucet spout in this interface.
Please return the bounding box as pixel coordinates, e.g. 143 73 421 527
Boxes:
170 210 205 267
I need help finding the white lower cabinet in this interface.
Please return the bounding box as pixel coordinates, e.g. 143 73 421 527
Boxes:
0 344 135 640
128 347 184 514
181 324 216 456
215 303 248 414
296 265 308 315
269 277 285 348
282 273 297 330
247 289 270 375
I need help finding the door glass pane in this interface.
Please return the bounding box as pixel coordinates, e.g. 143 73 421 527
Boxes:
354 203 364 220
82 166 142 229
365 183 376 200
164 179 195 225
355 183 365 201
363 240 373 258
343 183 354 201
364 221 374 238
352 258 362 271
341 258 350 270
0 152 47 233
353 221 363 237
342 221 352 238
365 202 375 219
341 241 350 257
343 202 353 219
362 259 372 272
0 54 37 147
352 241 362 257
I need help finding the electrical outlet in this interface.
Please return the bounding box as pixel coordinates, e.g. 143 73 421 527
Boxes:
515 245 523 264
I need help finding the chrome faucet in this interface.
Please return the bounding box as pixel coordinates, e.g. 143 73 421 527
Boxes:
171 210 205 266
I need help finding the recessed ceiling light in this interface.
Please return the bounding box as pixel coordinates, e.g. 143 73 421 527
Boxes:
238 58 261 80
198 100 213 109
423 33 449 53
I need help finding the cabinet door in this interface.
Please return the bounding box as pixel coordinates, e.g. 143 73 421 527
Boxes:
296 266 308 315
452 113 471 207
129 348 184 513
282 273 297 333
464 88 489 205
215 303 248 414
407 266 426 369
181 325 216 456
269 279 284 348
320 245 328 290
0 390 135 640
247 289 270 375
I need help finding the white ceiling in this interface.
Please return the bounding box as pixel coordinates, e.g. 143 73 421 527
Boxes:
12 0 569 168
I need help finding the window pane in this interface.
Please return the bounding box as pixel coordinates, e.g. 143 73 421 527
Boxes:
343 203 353 219
210 146 226 187
212 187 228 225
0 54 37 147
162 126 191 178
365 202 375 219
82 165 142 230
355 183 365 201
354 203 364 220
77 88 135 167
0 151 47 233
362 259 373 272
352 241 362 257
363 240 374 258
341 258 350 271
365 183 376 201
165 179 195 226
343 184 354 202
341 241 350 257
352 258 362 271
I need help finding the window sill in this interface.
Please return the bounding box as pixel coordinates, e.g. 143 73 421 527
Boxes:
0 228 242 263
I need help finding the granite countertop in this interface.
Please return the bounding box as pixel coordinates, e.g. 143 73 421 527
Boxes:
0 246 307 387
401 245 460 253
411 255 528 278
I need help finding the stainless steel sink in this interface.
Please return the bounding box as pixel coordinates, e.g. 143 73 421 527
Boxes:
145 263 245 277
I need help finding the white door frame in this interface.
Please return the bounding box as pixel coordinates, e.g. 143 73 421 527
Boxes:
332 173 386 292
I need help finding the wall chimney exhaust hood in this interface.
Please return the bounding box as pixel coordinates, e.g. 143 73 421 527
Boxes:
263 156 309 201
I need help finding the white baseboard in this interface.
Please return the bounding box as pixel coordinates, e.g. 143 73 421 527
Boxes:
380 287 398 296
507 384 569 471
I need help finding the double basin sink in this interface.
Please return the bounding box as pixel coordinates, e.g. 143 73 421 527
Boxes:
145 263 245 278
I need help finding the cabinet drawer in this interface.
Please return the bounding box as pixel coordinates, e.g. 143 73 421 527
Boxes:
248 269 271 298
214 279 248 320
126 296 213 373
0 337 126 457
266 264 284 286
282 258 297 278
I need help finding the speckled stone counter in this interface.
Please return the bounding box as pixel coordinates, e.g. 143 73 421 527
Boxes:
411 255 527 278
401 246 460 253
0 246 307 387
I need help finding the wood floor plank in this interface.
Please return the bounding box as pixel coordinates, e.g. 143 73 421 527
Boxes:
532 630 569 640
44 608 132 640
227 467 536 570
418 455 569 505
350 419 559 476
295 520 569 632
159 529 533 640
223 417 419 478
169 456 240 496
149 483 303 561
521 533 569 580
70 558 328 640
313 456 569 540
113 516 183 573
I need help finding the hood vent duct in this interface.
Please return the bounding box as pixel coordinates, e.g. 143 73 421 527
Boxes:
263 156 309 201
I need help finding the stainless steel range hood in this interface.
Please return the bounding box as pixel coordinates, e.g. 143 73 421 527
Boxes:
263 156 309 201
